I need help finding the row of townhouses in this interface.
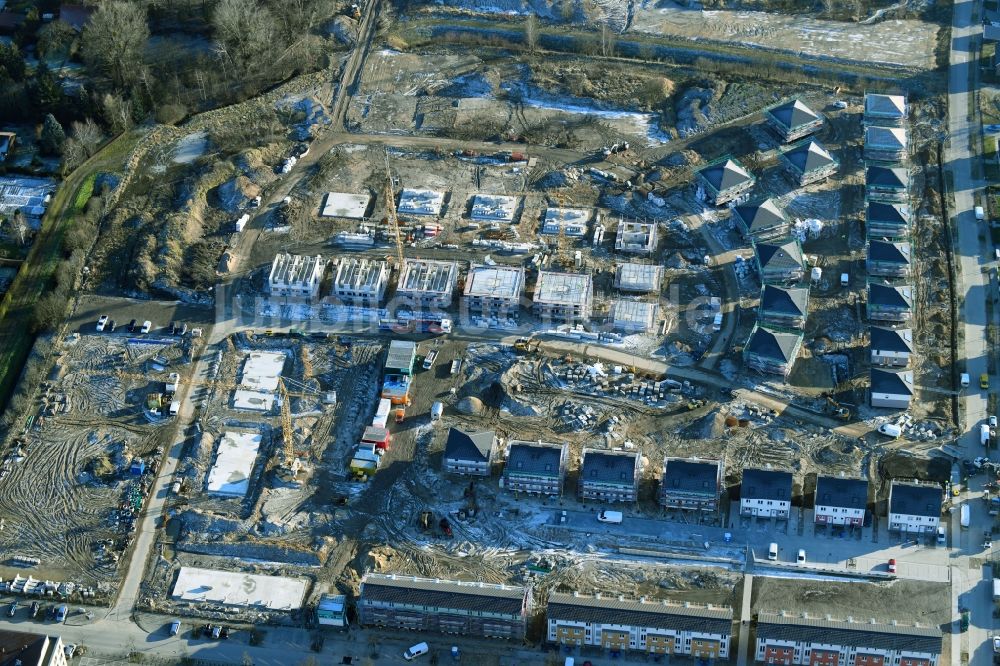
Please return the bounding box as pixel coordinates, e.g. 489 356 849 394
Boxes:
444 428 944 531
355 574 942 665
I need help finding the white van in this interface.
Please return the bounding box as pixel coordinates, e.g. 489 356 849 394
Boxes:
768 542 778 560
597 510 623 524
404 642 429 661
961 502 970 528
430 402 443 422
976 205 986 220
962 373 971 388
983 424 993 446
877 423 902 438
937 526 947 545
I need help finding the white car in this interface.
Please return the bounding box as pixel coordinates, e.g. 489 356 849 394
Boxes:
768 542 778 561
64 643 77 658
95 315 109 332
140 320 152 334
991 416 998 428
797 549 806 563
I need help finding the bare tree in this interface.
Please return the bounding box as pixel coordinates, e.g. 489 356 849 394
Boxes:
600 23 615 57
524 14 539 53
213 0 278 75
102 93 133 135
12 209 26 245
81 1 149 89
72 118 104 157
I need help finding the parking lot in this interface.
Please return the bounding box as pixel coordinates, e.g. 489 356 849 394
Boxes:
71 295 215 338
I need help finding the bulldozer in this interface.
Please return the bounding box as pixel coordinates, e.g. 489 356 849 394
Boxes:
825 395 852 420
513 337 540 354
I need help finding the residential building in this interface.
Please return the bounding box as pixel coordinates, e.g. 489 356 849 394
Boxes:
502 441 567 496
610 300 658 333
888 480 942 533
755 612 941 666
0 629 68 666
870 368 914 409
744 324 803 378
764 99 824 143
758 284 809 330
267 253 326 299
779 139 838 186
739 468 793 518
547 592 732 659
866 240 911 278
579 449 641 503
870 326 913 367
866 165 909 203
754 237 805 283
532 271 593 322
732 199 789 240
396 259 458 309
470 194 519 223
316 594 347 627
814 476 868 526
357 574 530 640
864 93 908 127
614 263 663 293
332 257 390 306
867 201 910 238
614 220 657 255
443 427 497 477
542 208 591 236
697 158 756 205
864 125 908 163
0 131 14 162
659 458 723 513
867 282 912 323
462 264 525 319
397 188 445 216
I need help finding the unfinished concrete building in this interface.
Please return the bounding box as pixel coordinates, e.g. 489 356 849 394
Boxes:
764 98 824 143
754 238 805 283
779 139 838 186
396 259 459 309
398 188 445 216
462 264 525 318
532 271 593 322
759 284 809 330
696 158 755 205
744 324 803 378
614 263 663 293
866 240 911 278
866 201 911 238
614 220 657 255
866 165 909 203
332 258 390 306
611 300 658 333
470 194 519 223
867 282 913 323
542 208 591 236
579 449 641 503
268 253 326 299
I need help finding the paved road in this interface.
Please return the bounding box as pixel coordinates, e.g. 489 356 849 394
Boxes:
946 1 995 663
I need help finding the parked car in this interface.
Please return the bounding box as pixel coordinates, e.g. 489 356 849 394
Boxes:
126 319 137 333
64 644 78 658
887 558 897 574
983 373 991 390
169 620 180 636
168 321 178 335
7 601 16 617
55 605 67 622
985 532 993 549
768 542 778 561
96 315 109 332
141 320 152 334
29 601 39 618
107 319 117 333
404 642 430 661
991 416 998 429
796 549 806 564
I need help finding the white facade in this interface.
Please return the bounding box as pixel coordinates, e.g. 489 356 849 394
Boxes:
888 510 940 533
814 504 864 526
739 497 790 518
871 347 911 367
547 619 730 658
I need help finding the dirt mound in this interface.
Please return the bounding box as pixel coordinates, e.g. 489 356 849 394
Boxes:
455 396 484 415
681 410 726 439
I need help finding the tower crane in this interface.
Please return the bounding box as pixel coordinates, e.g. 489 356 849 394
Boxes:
383 150 405 270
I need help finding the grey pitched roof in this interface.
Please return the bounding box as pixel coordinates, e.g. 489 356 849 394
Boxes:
868 283 912 309
867 240 911 265
662 458 721 496
445 427 496 463
733 199 786 233
745 325 803 363
766 99 822 130
782 140 836 173
581 449 638 485
865 93 907 117
865 125 907 150
742 468 792 501
698 159 753 192
815 476 868 511
870 368 913 396
870 326 913 353
506 441 565 477
866 165 908 189
760 284 809 316
889 481 942 518
361 574 525 615
755 238 803 273
757 612 940 655
548 593 732 635
867 201 910 224
0 632 47 666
